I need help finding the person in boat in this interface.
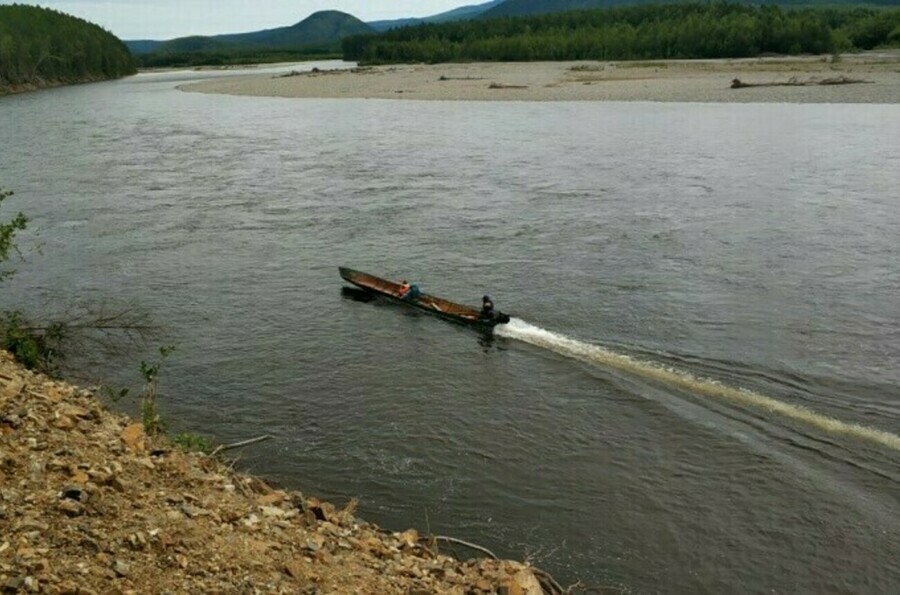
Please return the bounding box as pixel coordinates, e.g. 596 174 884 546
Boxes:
398 281 421 301
480 295 495 319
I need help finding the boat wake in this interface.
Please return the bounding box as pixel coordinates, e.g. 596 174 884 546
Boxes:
495 318 900 453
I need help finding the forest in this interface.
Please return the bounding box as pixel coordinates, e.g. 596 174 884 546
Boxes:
0 4 135 93
342 3 900 63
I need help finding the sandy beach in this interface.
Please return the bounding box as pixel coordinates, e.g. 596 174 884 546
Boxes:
180 52 900 103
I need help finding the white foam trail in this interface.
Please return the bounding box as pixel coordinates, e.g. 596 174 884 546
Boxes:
495 318 900 452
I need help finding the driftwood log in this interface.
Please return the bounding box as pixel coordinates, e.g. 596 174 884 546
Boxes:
731 76 871 89
439 75 486 81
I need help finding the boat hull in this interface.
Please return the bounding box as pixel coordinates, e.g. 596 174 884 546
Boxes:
339 267 510 329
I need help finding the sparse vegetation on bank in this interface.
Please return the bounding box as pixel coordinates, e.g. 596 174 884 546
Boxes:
0 186 584 591
0 189 26 282
0 350 561 593
1 187 159 377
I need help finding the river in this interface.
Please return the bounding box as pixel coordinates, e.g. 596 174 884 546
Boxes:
1 61 898 592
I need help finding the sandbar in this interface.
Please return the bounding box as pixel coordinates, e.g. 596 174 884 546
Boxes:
179 52 900 103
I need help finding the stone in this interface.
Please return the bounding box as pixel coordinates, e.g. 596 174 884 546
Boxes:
60 485 85 501
256 492 285 506
70 470 90 484
28 459 44 481
135 457 155 470
113 559 130 577
45 386 69 402
1 377 24 398
108 475 127 492
180 503 205 518
53 415 76 430
59 404 92 419
120 423 145 453
247 477 273 495
503 569 544 595
305 536 325 553
284 559 306 579
399 528 419 547
362 536 387 557
242 514 260 527
260 505 286 518
16 519 48 532
1 414 22 429
58 499 84 517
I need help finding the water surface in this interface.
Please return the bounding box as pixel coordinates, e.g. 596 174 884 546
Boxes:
2 63 899 592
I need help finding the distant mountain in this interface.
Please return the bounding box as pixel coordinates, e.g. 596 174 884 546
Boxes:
126 0 900 54
124 40 163 54
368 0 505 32
128 10 374 55
481 0 900 18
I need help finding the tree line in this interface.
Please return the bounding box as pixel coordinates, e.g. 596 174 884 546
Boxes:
0 4 135 92
342 3 900 63
134 48 339 69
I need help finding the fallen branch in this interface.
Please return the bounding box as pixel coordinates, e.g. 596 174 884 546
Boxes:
439 75 486 81
211 434 272 456
533 567 566 594
431 535 498 560
421 535 590 594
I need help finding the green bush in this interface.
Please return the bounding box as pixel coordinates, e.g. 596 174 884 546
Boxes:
174 432 213 454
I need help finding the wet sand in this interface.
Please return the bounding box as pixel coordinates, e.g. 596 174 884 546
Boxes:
179 52 900 103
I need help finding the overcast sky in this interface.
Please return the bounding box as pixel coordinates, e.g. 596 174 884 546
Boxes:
2 1 471 40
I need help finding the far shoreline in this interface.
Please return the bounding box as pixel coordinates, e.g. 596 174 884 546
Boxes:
178 52 900 104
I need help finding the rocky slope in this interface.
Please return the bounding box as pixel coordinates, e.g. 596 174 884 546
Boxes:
0 350 549 594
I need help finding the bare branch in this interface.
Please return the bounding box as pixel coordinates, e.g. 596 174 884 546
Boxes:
430 536 498 560
210 435 273 457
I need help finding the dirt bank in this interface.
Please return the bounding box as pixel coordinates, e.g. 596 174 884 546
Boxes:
0 350 553 594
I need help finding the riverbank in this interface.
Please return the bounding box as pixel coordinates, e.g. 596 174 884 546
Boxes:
0 75 129 97
0 350 550 593
179 52 900 103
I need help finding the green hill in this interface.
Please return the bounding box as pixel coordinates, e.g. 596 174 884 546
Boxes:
152 10 373 55
135 10 374 66
0 5 135 94
124 40 163 55
368 1 505 32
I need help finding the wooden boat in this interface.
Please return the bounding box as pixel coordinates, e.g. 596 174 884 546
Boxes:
339 267 510 329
